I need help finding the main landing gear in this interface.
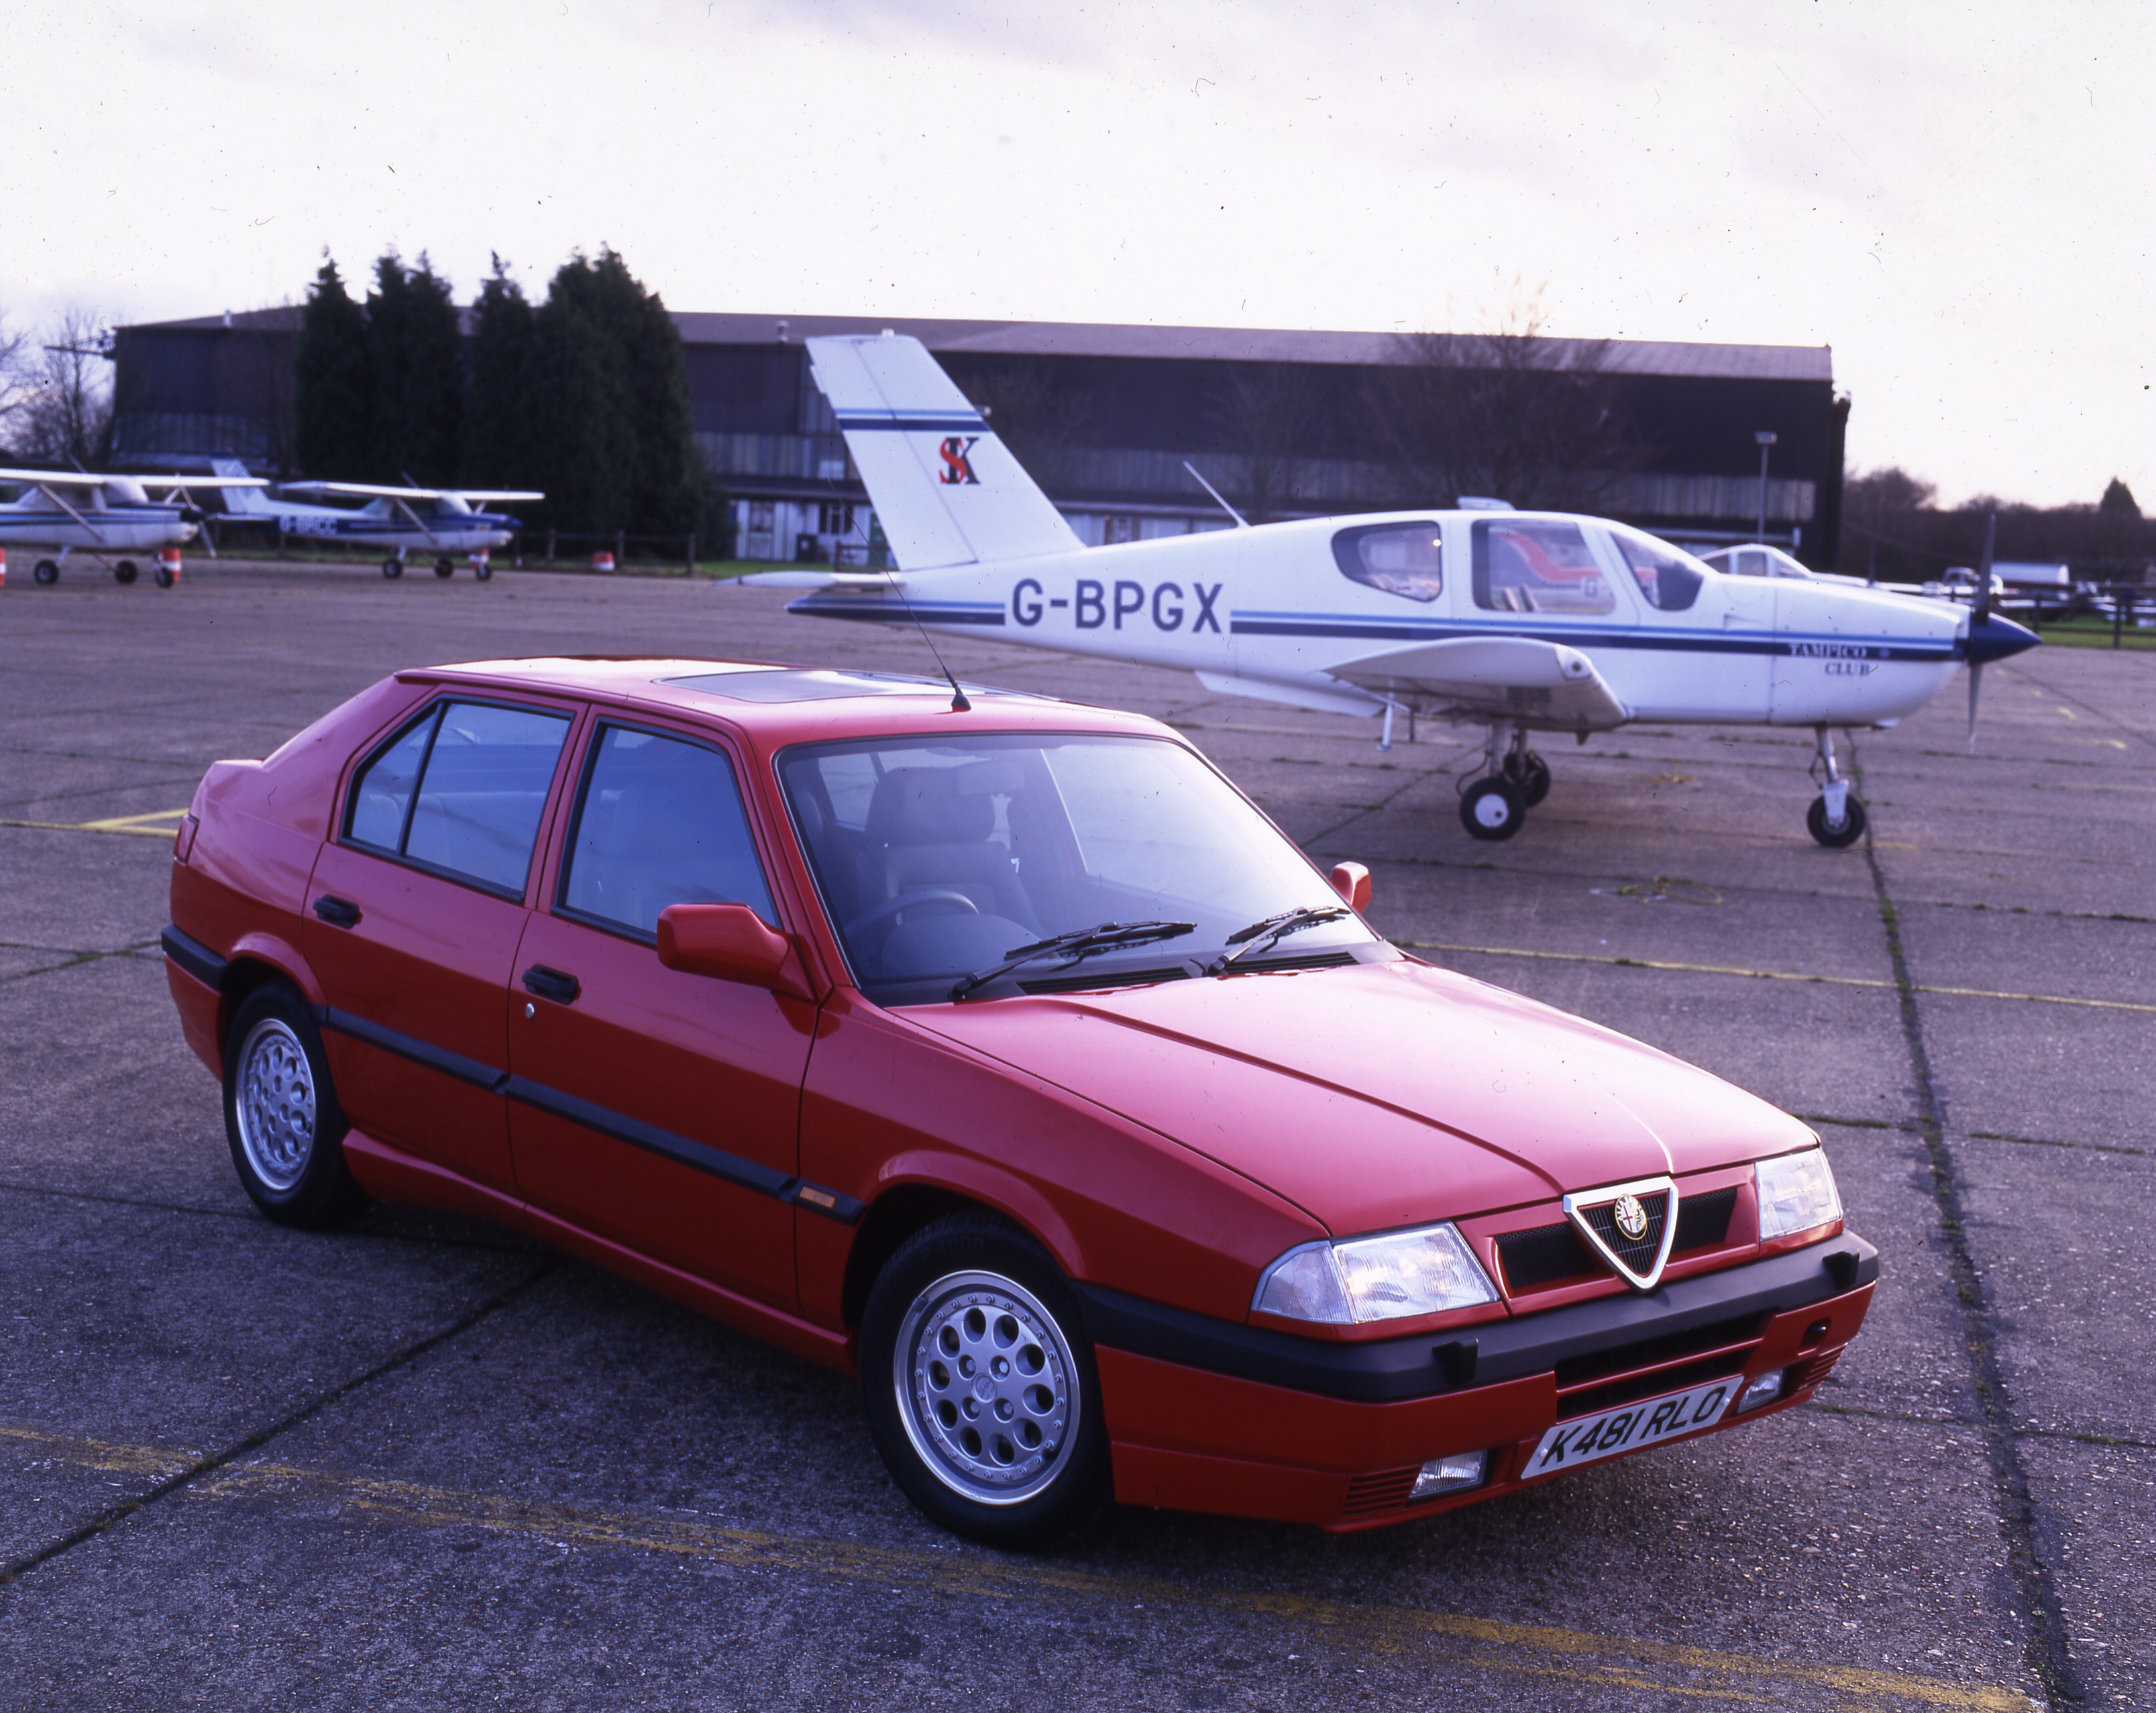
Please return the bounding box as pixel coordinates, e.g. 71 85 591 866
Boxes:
1459 722 1550 842
1807 726 1868 848
381 554 405 579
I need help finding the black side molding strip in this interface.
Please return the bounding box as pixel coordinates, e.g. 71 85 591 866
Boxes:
160 924 228 991
313 1007 860 1223
1075 1234 1879 1406
320 1006 506 1093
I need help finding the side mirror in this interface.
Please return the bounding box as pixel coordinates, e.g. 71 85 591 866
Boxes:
1329 862 1372 913
657 903 813 1001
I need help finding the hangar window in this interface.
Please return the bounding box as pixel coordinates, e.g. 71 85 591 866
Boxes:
345 699 572 897
1609 526 1705 612
1470 520 1613 615
559 725 776 939
1332 522 1443 601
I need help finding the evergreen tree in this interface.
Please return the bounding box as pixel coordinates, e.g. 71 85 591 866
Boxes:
292 257 369 477
365 251 462 484
2100 478 2140 519
462 254 537 488
529 248 708 535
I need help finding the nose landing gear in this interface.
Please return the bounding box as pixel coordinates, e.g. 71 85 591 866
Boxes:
1807 726 1868 848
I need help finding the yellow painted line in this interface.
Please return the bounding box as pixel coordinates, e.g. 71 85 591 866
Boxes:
2 1421 2031 1710
1401 940 2156 1017
0 808 188 839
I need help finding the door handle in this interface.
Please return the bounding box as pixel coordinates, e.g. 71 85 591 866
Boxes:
521 965 582 1004
313 894 361 928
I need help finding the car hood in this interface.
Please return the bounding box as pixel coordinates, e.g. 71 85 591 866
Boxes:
909 958 1811 1235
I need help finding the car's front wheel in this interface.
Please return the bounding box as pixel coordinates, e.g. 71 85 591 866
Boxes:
859 1212 1107 1545
223 985 368 1227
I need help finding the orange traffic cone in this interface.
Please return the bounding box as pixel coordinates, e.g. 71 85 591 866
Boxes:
591 550 616 573
0 548 8 589
157 546 184 587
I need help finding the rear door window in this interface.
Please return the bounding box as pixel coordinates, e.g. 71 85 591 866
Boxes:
558 724 777 937
345 698 573 895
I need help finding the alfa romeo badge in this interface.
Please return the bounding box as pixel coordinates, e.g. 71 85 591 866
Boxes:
1613 1193 1650 1241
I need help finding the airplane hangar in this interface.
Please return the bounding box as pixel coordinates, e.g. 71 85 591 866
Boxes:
109 309 1848 566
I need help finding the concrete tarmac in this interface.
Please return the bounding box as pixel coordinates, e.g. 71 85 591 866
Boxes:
2 560 2149 1710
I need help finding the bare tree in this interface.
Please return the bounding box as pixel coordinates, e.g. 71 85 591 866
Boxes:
15 307 115 468
0 309 34 450
1368 283 1646 512
1213 363 1331 523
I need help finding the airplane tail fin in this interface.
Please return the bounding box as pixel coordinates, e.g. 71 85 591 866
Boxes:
806 334 1081 570
211 458 274 514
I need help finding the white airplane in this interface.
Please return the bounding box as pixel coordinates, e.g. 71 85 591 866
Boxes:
0 467 268 586
211 460 543 579
746 333 2039 847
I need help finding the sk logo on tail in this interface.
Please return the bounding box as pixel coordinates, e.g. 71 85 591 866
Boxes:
938 436 980 485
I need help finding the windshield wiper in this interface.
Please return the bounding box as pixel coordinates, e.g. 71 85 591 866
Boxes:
1207 904 1352 975
949 920 1197 1001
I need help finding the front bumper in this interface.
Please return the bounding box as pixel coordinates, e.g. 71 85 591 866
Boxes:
1084 1231 1876 1530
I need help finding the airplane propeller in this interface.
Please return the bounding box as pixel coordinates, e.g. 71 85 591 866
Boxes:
1965 510 1996 753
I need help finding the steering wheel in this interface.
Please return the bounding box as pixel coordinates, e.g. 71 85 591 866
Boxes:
845 888 981 938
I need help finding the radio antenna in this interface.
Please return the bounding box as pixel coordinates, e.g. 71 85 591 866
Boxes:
1183 460 1249 529
883 566 970 713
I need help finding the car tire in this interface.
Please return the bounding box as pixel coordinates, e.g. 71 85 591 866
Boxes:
223 985 369 1227
1459 775 1525 841
1806 792 1868 849
859 1212 1108 1547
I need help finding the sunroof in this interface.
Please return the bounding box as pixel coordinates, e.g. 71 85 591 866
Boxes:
666 668 998 703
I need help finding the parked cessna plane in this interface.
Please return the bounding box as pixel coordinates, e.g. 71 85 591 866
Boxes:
211 460 542 578
0 467 267 585
745 333 2039 847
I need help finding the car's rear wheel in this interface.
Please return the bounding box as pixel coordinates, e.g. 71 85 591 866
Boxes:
223 985 368 1227
859 1212 1107 1545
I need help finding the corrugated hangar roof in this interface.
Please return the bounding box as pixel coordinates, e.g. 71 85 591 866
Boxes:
138 307 1831 384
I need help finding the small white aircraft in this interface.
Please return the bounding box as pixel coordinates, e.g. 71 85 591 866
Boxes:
0 467 267 585
211 460 543 579
747 333 2039 847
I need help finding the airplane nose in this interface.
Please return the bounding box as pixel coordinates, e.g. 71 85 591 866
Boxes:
1963 613 2041 665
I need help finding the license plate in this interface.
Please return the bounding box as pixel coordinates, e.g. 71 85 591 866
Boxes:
1527 1378 1739 1476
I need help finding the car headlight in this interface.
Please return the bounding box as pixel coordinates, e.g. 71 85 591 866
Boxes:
1253 1223 1499 1325
1756 1147 1843 1241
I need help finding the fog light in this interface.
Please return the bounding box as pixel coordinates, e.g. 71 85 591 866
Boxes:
1410 1450 1488 1500
1735 1369 1786 1412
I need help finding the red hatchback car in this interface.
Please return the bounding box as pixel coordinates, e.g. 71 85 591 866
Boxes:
162 658 1874 1543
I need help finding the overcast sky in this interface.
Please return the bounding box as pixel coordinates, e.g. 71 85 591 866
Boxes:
4 0 2147 507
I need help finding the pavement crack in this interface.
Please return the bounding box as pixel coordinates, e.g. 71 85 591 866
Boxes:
0 1258 559 1591
0 1179 543 1252
0 941 162 986
1857 747 2086 1710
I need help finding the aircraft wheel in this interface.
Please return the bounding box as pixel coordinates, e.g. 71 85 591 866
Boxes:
114 560 140 585
474 562 492 582
434 557 455 578
34 560 59 585
1807 793 1868 849
1505 749 1552 807
153 564 175 588
382 558 402 579
1460 776 1525 841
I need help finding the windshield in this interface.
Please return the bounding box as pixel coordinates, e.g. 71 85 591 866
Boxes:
777 733 1377 1004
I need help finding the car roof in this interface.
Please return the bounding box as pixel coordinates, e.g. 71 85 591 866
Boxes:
394 656 1173 749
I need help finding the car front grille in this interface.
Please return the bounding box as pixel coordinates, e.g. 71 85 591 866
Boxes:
1495 1184 1741 1293
1578 1189 1672 1276
1552 1313 1764 1418
1340 1466 1421 1518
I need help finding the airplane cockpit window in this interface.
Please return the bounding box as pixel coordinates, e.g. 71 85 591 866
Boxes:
1470 520 1614 615
1332 522 1444 602
1610 526 1706 612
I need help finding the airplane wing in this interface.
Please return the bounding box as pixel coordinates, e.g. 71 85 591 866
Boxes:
135 475 270 489
453 490 544 503
735 570 896 590
282 481 445 500
1326 635 1630 729
0 468 108 487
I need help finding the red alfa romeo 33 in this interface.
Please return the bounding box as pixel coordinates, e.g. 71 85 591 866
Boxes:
162 657 1873 1542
